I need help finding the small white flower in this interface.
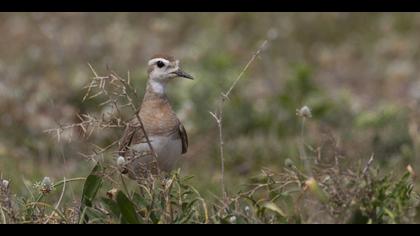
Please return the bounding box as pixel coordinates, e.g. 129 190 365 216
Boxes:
1 179 9 189
229 216 237 224
117 156 126 167
296 105 312 118
41 177 53 194
244 206 250 212
117 156 129 174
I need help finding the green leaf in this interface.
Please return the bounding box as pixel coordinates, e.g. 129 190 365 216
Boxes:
80 163 103 223
85 207 106 223
262 202 287 217
81 163 103 207
116 191 140 224
178 210 195 224
182 199 199 212
101 198 121 217
132 192 148 208
383 208 396 221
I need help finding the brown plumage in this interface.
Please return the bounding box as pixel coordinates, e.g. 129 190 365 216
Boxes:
118 55 192 179
118 88 188 157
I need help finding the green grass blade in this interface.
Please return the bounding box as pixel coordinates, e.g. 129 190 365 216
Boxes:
80 163 103 223
116 191 140 224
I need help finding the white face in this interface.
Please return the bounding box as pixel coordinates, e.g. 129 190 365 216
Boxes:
146 57 193 94
148 58 180 83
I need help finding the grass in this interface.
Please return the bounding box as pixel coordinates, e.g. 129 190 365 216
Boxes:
1 154 418 224
2 45 420 224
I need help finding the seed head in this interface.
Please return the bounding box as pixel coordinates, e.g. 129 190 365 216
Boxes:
229 216 237 224
296 105 312 118
117 156 128 174
1 179 9 189
117 156 126 167
40 177 53 194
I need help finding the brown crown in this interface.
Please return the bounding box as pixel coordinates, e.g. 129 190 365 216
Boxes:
150 54 176 62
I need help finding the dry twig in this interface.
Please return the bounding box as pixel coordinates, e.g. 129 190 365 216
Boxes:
209 39 269 200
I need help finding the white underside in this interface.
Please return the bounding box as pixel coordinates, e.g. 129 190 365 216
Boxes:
130 135 182 172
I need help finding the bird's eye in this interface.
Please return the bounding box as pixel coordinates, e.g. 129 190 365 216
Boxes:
156 61 165 68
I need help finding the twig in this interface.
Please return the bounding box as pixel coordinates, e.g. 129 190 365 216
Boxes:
224 39 268 98
46 66 158 172
210 38 269 201
134 112 158 160
108 71 159 173
209 110 225 200
362 154 375 179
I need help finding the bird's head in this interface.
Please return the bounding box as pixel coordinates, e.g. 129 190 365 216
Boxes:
147 55 194 84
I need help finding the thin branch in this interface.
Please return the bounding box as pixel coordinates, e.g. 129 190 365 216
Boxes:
134 112 158 160
362 154 375 179
209 110 225 199
108 71 159 172
45 67 157 169
210 38 270 201
224 39 268 98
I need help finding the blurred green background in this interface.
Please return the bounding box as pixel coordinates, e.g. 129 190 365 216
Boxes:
1 12 420 199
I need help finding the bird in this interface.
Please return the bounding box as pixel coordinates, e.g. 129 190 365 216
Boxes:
117 54 193 180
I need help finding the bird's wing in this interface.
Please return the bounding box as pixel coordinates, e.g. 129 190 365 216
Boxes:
178 123 189 154
118 119 143 157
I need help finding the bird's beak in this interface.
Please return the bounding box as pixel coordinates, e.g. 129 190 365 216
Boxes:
174 68 194 80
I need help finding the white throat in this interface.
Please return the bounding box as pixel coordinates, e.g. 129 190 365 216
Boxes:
148 79 167 95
